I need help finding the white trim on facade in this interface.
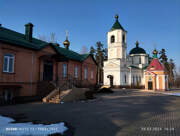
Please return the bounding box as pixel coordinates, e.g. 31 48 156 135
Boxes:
162 75 165 89
156 75 159 89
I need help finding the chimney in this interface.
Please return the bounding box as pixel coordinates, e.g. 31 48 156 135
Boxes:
25 23 33 42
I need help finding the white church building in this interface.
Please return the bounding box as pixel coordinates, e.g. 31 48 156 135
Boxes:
103 15 149 87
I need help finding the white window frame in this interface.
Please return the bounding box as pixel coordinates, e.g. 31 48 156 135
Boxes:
74 65 78 78
84 68 87 79
3 54 14 73
63 64 67 77
90 70 93 79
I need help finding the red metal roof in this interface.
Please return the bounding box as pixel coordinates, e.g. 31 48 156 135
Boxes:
147 58 165 71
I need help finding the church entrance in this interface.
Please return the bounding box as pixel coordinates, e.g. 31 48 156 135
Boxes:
107 75 113 87
148 81 153 90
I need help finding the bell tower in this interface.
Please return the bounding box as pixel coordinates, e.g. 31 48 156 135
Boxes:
107 14 127 60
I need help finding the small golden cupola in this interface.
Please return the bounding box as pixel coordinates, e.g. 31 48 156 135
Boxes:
63 30 70 49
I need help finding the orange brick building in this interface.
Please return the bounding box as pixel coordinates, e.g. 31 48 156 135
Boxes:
0 23 97 103
144 49 168 91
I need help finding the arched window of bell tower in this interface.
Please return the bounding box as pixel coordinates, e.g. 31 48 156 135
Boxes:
122 34 125 43
111 35 115 43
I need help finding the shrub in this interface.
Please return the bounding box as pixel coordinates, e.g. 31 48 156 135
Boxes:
85 91 95 99
97 88 114 93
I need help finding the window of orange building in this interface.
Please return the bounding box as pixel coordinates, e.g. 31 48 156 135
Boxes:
63 64 67 77
90 70 93 79
3 54 14 73
84 68 87 79
75 65 78 78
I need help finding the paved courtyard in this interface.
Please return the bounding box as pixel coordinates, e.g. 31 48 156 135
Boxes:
0 89 180 136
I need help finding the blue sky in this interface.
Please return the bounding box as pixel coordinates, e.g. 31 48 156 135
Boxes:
0 0 180 67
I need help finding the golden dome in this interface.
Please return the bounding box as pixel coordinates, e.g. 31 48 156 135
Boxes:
63 39 70 46
135 40 139 47
115 14 119 20
153 49 158 54
63 30 70 49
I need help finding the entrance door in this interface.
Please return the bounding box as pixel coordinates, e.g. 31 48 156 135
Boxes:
148 81 153 90
43 61 53 81
107 75 113 87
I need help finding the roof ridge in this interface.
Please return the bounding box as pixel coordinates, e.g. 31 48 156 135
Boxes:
0 26 25 37
80 53 90 55
58 46 82 55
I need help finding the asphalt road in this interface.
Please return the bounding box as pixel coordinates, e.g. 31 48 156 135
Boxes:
0 89 180 136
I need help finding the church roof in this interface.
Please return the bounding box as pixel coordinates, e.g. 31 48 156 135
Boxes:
129 47 146 55
110 15 125 31
129 41 146 55
147 58 165 71
146 49 165 71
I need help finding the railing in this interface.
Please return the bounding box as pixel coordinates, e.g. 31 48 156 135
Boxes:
57 73 81 88
57 73 94 88
37 81 56 98
42 73 95 103
42 88 59 102
0 96 5 106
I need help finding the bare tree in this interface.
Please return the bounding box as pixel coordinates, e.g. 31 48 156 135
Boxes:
90 41 107 84
174 66 180 88
38 33 57 43
38 35 47 42
80 45 88 54
50 33 56 43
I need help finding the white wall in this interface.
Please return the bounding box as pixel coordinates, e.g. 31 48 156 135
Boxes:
107 29 127 60
128 54 149 67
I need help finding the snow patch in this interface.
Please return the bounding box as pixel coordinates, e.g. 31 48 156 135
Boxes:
0 115 68 136
164 93 180 96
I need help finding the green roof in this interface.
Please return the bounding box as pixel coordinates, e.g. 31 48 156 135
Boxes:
52 44 91 62
143 66 148 70
129 65 148 70
0 26 48 50
0 25 96 63
80 54 90 61
111 19 125 31
129 65 140 69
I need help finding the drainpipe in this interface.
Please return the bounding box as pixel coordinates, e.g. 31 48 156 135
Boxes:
30 52 34 96
80 63 82 86
38 58 41 81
